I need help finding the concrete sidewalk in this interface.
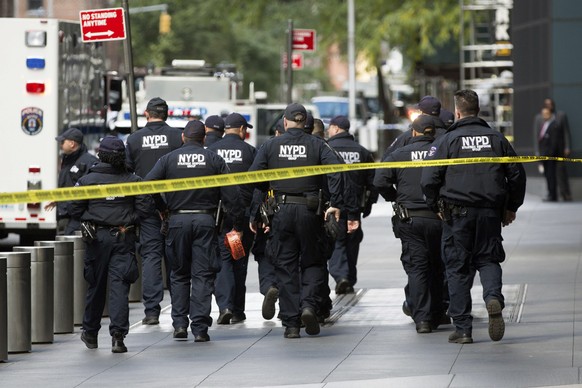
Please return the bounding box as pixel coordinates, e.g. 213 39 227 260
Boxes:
2 182 582 387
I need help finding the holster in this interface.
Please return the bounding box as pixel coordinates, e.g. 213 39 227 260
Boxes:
437 199 451 222
214 200 224 233
392 202 410 222
80 221 96 243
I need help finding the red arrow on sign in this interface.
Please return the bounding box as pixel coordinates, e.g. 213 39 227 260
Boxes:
80 7 126 42
293 29 316 52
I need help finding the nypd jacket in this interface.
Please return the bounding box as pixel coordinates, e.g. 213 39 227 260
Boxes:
327 131 378 214
56 144 98 219
69 163 154 226
249 127 345 212
145 141 244 231
204 131 223 147
125 121 183 178
374 135 435 210
207 133 257 207
420 116 526 213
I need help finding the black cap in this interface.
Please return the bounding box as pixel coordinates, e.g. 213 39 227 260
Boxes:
146 97 168 113
330 115 350 131
304 113 315 131
99 136 125 153
183 120 206 141
204 115 225 132
274 118 285 135
415 96 441 116
411 114 435 134
284 103 307 122
224 113 253 129
439 109 454 128
55 127 83 143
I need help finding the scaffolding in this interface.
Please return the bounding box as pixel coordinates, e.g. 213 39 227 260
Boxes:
460 0 514 141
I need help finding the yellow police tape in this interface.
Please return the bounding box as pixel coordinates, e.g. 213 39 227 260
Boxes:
0 155 579 205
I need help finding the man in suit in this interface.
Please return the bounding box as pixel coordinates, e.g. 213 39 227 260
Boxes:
533 99 572 201
535 107 564 202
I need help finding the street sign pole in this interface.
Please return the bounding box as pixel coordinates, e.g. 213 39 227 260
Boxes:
286 19 293 105
121 0 138 133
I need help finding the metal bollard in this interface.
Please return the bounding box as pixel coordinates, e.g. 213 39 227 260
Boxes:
34 241 74 334
56 235 86 325
0 256 7 361
1 251 31 353
13 246 54 344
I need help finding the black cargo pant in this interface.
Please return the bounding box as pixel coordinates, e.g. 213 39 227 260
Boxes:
83 228 138 337
441 206 505 334
267 203 327 328
397 216 445 324
215 213 254 317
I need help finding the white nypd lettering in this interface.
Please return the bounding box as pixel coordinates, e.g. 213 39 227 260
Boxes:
217 149 243 164
410 150 429 160
142 134 169 150
461 136 491 152
338 151 360 164
177 153 206 168
278 145 307 161
105 196 125 200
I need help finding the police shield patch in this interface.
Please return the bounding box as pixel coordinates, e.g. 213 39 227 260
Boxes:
428 146 437 157
21 107 43 135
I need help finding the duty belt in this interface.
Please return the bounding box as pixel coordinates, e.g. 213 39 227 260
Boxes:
407 209 440 220
170 209 216 216
275 194 310 205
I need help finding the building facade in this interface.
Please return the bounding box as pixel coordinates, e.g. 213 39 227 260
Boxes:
513 0 582 183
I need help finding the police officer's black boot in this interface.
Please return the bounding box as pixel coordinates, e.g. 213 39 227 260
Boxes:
111 332 127 353
81 331 98 349
301 307 320 336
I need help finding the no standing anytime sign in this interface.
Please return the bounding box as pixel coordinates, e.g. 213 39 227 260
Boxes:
80 7 127 43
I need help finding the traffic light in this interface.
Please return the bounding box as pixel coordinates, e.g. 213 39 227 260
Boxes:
159 12 171 34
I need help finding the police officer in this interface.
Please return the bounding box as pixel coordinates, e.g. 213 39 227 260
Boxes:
312 118 325 139
46 127 98 235
70 136 154 353
145 120 244 342
327 116 377 295
249 120 285 321
381 96 448 160
204 115 225 147
381 96 450 318
249 188 279 320
374 115 446 334
249 103 360 339
304 112 334 320
125 97 183 325
207 113 257 324
421 89 526 344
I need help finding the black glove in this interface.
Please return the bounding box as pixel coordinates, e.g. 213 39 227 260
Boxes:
324 213 341 240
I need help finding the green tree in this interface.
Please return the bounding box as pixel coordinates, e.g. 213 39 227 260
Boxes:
118 0 460 101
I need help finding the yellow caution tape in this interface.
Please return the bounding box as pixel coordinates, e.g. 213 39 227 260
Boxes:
0 156 579 205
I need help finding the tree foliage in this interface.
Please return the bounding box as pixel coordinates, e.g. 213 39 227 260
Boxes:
118 0 460 99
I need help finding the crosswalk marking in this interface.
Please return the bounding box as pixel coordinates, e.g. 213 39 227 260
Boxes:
130 284 525 333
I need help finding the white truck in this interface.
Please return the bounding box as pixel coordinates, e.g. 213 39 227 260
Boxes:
0 18 107 243
111 60 319 149
111 60 241 140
